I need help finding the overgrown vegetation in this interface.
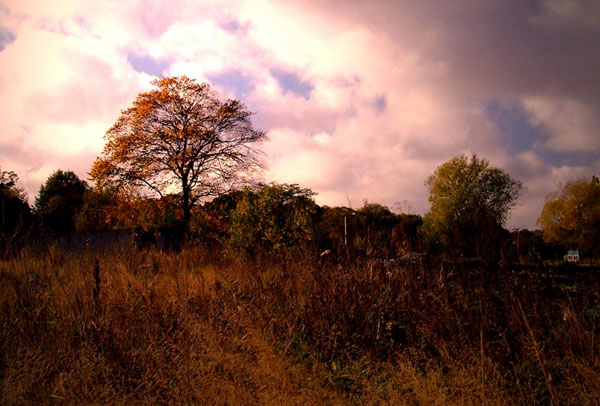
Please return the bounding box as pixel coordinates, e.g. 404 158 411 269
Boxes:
1 244 598 405
1 80 598 404
539 176 600 262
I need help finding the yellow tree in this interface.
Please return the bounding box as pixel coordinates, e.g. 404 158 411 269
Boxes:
91 76 266 231
424 155 522 259
539 176 600 258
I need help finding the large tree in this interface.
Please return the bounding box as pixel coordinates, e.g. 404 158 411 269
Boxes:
539 176 600 259
424 154 522 259
91 76 266 231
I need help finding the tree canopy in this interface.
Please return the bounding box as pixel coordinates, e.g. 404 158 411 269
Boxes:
35 170 88 234
227 184 318 259
1 167 31 255
91 76 266 231
424 154 522 258
1 168 27 201
539 176 600 258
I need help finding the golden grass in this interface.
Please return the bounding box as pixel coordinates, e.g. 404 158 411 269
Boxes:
0 248 344 405
1 245 598 405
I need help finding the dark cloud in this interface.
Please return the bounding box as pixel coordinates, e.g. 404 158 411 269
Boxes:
438 3 600 105
284 0 600 228
303 0 600 103
537 150 599 168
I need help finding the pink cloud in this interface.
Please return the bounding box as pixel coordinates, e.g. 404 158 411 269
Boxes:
0 0 598 230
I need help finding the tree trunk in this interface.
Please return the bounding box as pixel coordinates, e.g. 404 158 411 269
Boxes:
183 204 190 232
182 175 191 235
179 168 191 248
182 191 191 233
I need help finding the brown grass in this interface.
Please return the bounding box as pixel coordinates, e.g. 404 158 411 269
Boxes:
1 245 598 405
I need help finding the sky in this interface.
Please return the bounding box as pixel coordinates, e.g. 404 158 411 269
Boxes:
0 0 599 229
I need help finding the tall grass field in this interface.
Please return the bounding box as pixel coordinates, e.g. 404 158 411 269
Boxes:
1 244 599 405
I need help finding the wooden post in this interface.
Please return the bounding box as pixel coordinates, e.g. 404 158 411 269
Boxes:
93 258 101 303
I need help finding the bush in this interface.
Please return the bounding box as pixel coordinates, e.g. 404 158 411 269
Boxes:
226 184 319 260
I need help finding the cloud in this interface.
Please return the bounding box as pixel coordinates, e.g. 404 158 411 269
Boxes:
207 70 256 99
127 53 170 76
270 68 313 100
523 97 600 152
532 0 600 31
0 0 598 230
273 0 600 227
504 151 599 229
0 1 152 198
0 24 15 51
485 100 544 155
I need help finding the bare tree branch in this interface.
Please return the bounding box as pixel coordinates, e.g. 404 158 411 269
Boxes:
91 76 267 230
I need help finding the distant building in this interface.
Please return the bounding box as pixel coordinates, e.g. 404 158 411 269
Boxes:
564 250 580 262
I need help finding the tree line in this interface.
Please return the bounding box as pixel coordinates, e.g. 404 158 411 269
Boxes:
1 76 598 262
2 161 597 263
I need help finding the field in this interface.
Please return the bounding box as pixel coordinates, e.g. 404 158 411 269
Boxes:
1 244 599 405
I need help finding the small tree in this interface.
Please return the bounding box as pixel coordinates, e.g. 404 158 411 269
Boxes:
0 167 31 255
539 176 600 261
91 76 266 232
424 154 522 259
35 170 88 234
195 190 245 245
353 203 400 258
227 184 318 260
75 187 127 232
391 214 423 255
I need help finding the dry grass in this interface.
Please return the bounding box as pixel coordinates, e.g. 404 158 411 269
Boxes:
1 245 598 405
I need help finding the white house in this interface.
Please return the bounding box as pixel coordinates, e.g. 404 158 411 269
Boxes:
564 250 580 262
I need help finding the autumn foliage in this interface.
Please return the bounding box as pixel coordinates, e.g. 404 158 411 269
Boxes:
539 176 600 259
1 78 598 405
424 155 522 259
91 76 266 231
